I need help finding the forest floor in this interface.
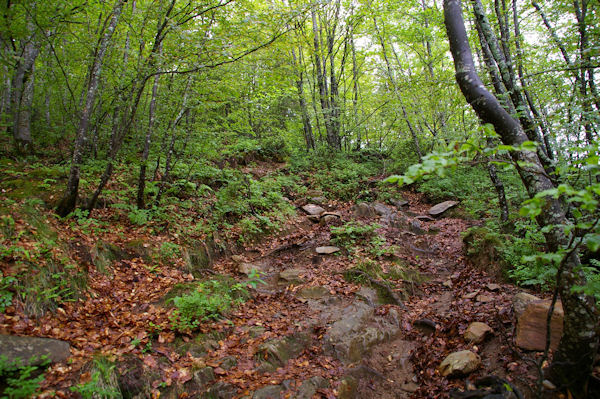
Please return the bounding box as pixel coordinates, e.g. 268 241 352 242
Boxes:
0 163 551 399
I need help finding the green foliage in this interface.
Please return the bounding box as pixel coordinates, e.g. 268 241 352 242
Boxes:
159 242 181 260
0 274 16 313
168 279 249 332
70 358 120 399
331 221 381 249
0 355 49 399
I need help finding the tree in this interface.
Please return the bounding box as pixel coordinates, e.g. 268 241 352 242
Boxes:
443 0 599 396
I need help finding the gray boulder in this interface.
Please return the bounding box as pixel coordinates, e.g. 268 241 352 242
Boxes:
0 335 70 367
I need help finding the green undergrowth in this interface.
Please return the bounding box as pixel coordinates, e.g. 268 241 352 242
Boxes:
165 275 262 333
0 355 49 398
417 164 526 219
0 199 87 317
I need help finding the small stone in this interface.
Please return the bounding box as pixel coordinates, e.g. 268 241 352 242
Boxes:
409 220 425 235
309 196 327 205
301 204 325 216
463 291 479 299
438 350 481 377
354 203 377 218
413 319 437 336
320 215 340 225
391 199 409 208
237 261 267 275
373 202 393 216
543 380 556 390
476 294 494 303
315 246 340 255
279 268 306 285
428 200 459 217
486 283 501 291
298 286 329 300
443 280 453 288
513 292 541 318
464 322 493 344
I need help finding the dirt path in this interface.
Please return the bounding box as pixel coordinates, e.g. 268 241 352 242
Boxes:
1 191 535 398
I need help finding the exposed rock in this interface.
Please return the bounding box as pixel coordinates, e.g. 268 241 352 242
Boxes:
409 220 426 235
463 291 479 299
515 300 563 351
464 322 493 344
278 268 306 285
390 199 409 208
255 332 311 370
301 204 325 216
354 203 377 218
543 380 557 390
295 376 329 399
324 301 399 364
443 280 453 289
253 385 283 399
309 196 327 206
0 335 70 366
413 319 437 336
355 286 383 307
219 356 237 370
237 260 268 276
306 189 323 197
203 381 238 399
373 202 393 216
193 367 215 386
315 246 340 255
476 294 494 303
320 214 340 225
438 350 481 377
512 292 541 318
428 201 459 217
486 283 501 291
298 286 329 300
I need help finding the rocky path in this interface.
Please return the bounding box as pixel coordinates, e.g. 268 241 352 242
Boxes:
187 192 541 398
1 191 554 398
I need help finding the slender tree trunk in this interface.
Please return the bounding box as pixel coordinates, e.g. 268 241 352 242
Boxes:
291 46 315 151
137 43 162 209
56 0 125 217
10 34 39 153
444 2 599 397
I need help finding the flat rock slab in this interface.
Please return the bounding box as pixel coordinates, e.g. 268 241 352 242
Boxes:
298 286 330 300
390 199 409 208
301 204 325 216
316 246 340 255
0 335 70 366
438 350 481 377
428 200 459 217
516 300 563 351
278 268 306 285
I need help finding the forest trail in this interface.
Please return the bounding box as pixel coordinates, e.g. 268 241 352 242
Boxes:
1 186 537 399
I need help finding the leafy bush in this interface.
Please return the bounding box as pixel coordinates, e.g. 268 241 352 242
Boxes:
168 279 249 332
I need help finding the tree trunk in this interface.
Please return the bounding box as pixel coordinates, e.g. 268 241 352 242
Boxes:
10 33 39 154
56 0 125 217
291 46 315 151
443 1 599 397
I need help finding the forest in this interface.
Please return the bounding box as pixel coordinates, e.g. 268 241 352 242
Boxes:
0 0 599 398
